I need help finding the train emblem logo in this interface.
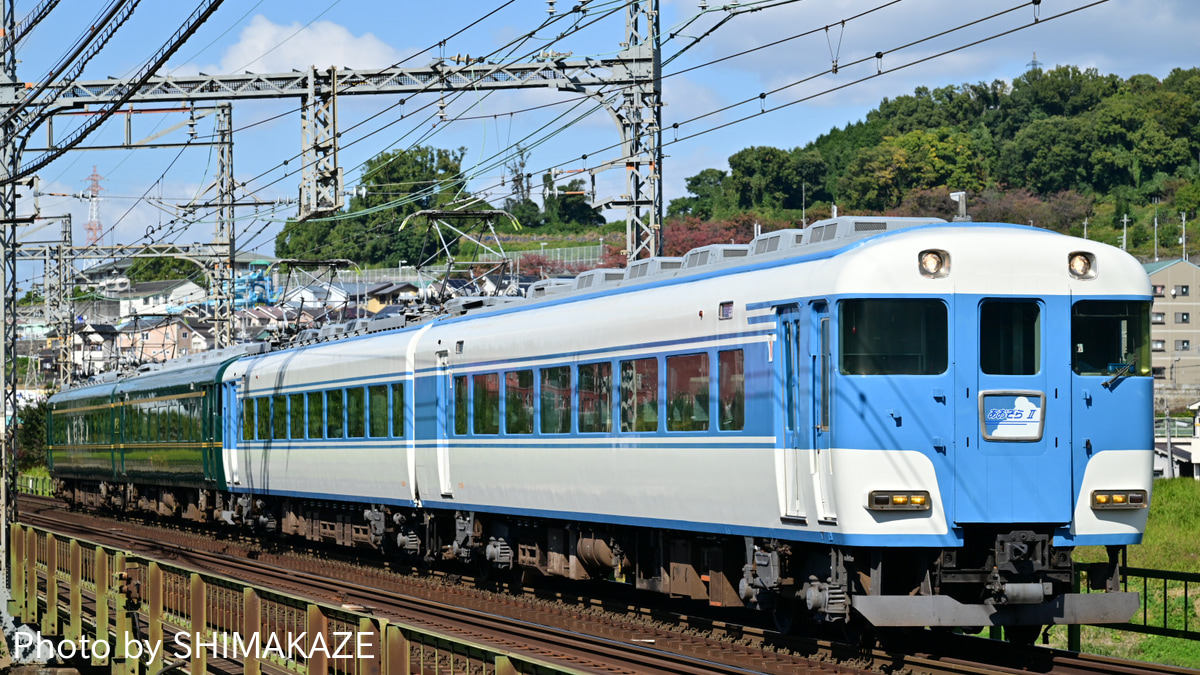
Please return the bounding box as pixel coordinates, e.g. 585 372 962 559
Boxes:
983 394 1042 440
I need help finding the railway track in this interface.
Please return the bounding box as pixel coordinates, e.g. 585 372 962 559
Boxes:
16 494 1198 675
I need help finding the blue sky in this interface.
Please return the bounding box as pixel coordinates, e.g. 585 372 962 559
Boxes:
12 0 1200 290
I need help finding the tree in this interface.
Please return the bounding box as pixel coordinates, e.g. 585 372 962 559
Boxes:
16 398 48 471
275 145 468 266
668 168 728 220
839 127 986 210
540 175 604 228
727 146 801 212
127 256 208 287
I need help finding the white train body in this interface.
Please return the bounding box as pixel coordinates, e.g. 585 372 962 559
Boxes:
51 216 1152 629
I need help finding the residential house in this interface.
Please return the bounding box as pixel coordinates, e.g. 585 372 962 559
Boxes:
119 316 213 364
365 282 419 314
71 323 121 377
109 279 207 323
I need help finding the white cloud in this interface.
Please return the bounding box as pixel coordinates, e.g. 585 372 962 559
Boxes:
176 15 405 75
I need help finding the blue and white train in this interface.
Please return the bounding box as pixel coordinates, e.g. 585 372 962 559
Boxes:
48 215 1150 633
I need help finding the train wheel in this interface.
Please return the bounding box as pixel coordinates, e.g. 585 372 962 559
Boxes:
772 599 797 634
1003 625 1042 645
841 616 876 649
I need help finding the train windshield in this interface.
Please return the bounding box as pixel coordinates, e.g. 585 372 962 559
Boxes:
839 299 948 375
1071 300 1151 376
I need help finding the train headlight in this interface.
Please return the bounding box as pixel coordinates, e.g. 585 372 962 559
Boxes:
1091 489 1147 510
1068 252 1097 279
868 490 932 511
918 250 950 278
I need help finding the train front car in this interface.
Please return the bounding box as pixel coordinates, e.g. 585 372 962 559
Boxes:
810 222 1148 633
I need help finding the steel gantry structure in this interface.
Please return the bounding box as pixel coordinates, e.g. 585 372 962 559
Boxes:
0 0 663 581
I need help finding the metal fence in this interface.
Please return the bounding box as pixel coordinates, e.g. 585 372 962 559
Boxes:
1155 418 1196 438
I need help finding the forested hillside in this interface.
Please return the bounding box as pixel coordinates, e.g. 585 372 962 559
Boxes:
669 66 1200 256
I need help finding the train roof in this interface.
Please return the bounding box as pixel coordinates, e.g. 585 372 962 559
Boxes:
51 343 269 403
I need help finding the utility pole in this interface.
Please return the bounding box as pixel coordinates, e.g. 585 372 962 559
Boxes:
1154 197 1160 261
213 104 235 348
1183 213 1189 262
1120 213 1129 251
1 0 18 588
1082 216 1088 240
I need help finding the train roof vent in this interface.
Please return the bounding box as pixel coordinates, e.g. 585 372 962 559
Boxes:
318 323 348 339
683 244 751 269
346 318 372 334
802 216 947 249
444 295 521 316
574 268 625 291
854 220 887 233
366 314 406 333
295 329 320 343
751 229 806 256
625 257 684 280
528 278 574 298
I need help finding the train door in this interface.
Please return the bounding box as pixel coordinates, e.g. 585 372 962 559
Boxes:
954 298 1071 524
435 351 454 497
777 305 806 520
810 301 837 523
223 380 241 486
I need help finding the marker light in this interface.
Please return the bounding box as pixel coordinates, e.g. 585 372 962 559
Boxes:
869 490 932 511
1091 490 1147 510
1068 252 1097 279
918 250 950 278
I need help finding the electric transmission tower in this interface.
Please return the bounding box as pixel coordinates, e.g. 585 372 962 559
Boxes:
83 166 104 246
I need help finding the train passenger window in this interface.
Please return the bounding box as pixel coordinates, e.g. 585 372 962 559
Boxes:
454 376 468 435
256 397 271 440
840 299 948 375
719 349 745 431
620 358 659 432
369 385 389 437
391 383 405 437
327 389 345 438
980 301 1040 375
540 367 571 434
307 391 324 438
289 394 304 439
127 404 139 442
667 354 710 432
474 374 500 435
578 362 613 433
505 370 534 434
347 388 366 438
147 407 157 443
273 395 288 439
188 399 201 442
1071 301 1151 376
242 398 254 440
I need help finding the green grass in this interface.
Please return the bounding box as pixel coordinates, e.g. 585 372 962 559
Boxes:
20 465 49 479
1044 478 1200 666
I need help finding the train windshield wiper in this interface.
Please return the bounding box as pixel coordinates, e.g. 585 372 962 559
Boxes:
1102 357 1136 389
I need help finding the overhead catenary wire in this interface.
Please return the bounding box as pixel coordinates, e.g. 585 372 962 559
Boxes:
20 0 1104 289
241 0 1109 261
